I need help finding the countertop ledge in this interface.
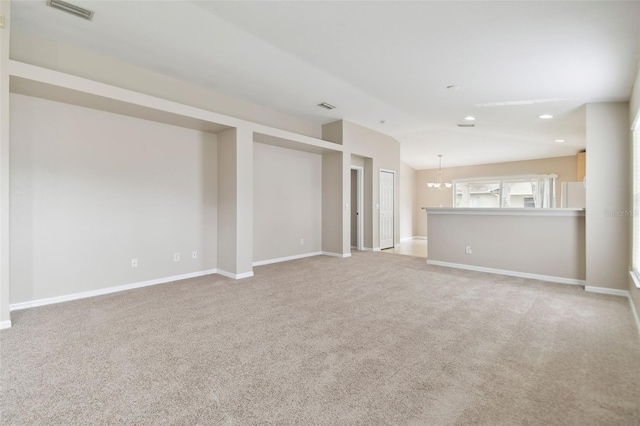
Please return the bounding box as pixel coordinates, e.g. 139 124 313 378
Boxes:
422 208 585 217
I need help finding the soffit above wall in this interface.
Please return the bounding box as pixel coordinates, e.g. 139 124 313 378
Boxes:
253 132 342 155
11 76 233 135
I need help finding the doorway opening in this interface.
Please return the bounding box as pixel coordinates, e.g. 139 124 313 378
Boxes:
351 166 364 251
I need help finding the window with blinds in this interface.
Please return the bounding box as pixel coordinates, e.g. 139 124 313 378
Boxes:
632 128 640 287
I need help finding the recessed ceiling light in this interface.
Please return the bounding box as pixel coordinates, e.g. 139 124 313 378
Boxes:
539 114 554 119
317 102 336 110
464 116 476 121
47 0 94 20
446 85 459 90
554 139 565 143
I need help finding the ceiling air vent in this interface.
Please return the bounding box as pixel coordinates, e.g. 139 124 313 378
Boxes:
47 0 94 21
317 102 336 110
457 123 475 128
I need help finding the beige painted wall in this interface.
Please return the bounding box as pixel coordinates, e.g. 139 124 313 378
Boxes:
586 102 631 291
253 142 321 262
10 31 320 139
416 156 578 237
351 156 365 168
322 120 343 145
321 121 401 251
217 128 253 276
363 158 374 249
0 0 11 325
341 121 401 249
10 94 217 303
217 129 238 274
630 67 640 327
321 151 344 254
427 211 586 280
400 162 417 240
235 128 254 276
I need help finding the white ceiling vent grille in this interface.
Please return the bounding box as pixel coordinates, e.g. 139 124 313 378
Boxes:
317 102 336 110
47 0 94 21
457 124 475 128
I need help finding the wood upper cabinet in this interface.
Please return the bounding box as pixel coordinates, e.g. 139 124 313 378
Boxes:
577 151 586 181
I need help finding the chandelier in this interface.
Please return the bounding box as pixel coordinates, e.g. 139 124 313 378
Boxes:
426 155 452 190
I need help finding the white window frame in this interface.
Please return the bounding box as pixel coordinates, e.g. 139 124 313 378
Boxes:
452 174 557 209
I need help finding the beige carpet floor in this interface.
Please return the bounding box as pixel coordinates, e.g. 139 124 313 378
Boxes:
1 252 639 425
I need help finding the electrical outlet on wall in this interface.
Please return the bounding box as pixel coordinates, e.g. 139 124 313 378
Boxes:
173 253 180 262
192 251 198 259
131 258 138 268
300 238 304 245
465 246 472 255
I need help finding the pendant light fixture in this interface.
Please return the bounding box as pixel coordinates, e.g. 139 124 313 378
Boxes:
426 155 452 190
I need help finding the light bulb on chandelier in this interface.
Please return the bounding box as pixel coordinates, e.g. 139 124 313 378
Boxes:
426 154 452 190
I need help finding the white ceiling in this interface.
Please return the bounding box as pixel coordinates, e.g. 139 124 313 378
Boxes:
10 0 640 169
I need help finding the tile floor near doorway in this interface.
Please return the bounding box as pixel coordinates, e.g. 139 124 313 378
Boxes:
381 238 428 258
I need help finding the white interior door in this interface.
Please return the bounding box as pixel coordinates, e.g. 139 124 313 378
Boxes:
380 170 394 249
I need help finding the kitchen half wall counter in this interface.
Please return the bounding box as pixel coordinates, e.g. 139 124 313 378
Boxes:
423 208 586 284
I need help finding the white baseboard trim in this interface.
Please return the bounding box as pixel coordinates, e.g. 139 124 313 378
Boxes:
0 320 11 330
361 247 382 252
322 251 351 258
217 270 254 279
253 251 322 267
584 286 640 338
413 236 428 240
628 295 640 338
426 260 586 286
584 286 630 297
10 268 219 312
